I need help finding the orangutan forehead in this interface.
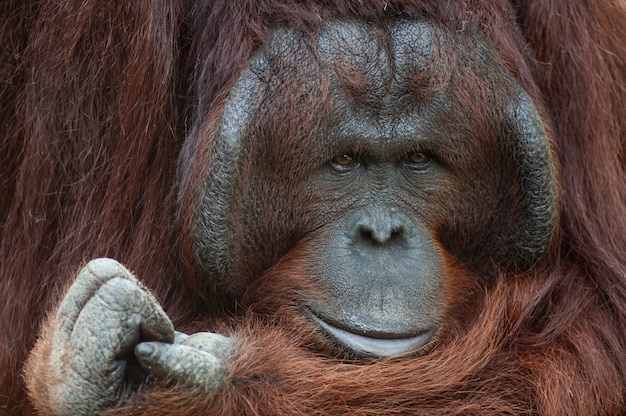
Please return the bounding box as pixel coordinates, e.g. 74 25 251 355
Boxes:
244 19 503 108
218 18 516 164
315 19 441 88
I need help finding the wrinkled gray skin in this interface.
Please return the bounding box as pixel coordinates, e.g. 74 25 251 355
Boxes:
45 258 229 416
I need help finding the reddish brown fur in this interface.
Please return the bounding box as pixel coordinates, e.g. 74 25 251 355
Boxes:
2 0 626 415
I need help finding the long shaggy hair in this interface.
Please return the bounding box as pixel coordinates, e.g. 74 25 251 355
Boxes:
1 1 625 414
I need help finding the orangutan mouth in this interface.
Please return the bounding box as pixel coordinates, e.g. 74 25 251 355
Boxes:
309 312 434 357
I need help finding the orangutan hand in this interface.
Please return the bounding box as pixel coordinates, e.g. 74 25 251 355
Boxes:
26 258 230 416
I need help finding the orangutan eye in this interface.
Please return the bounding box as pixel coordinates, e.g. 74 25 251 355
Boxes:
405 151 431 169
330 152 360 172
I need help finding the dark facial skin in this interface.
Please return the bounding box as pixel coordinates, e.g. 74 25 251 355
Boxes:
194 19 557 358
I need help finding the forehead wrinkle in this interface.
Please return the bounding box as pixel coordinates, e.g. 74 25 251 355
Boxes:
245 20 477 162
313 20 453 131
